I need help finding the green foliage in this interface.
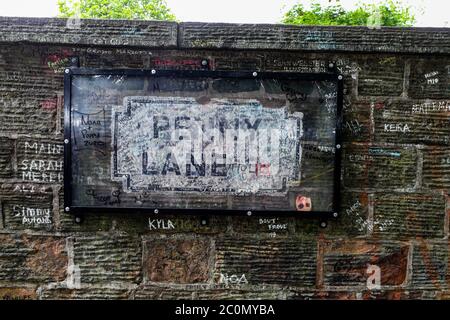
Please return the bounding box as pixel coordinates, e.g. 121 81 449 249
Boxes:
282 0 415 27
57 0 176 21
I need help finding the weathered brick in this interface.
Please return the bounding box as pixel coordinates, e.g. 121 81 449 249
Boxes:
325 192 369 236
0 95 57 134
0 45 65 134
0 182 54 230
0 233 67 283
0 287 37 300
179 23 450 54
342 143 418 190
78 47 152 69
143 237 211 284
360 290 435 300
293 219 322 236
263 54 328 73
134 284 284 299
114 215 227 235
73 234 141 284
409 59 450 99
16 137 63 184
231 216 294 236
423 147 450 189
342 101 371 142
58 186 114 232
214 237 317 286
373 193 446 239
2 193 54 231
321 240 410 288
39 286 131 300
0 17 178 48
358 56 405 97
0 137 14 178
411 240 449 290
134 285 196 299
373 100 450 145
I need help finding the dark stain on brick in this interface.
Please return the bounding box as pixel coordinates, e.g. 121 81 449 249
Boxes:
143 238 211 284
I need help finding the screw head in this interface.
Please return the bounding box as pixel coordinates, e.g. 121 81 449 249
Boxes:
201 60 208 66
320 221 327 228
201 219 207 225
247 210 252 216
252 72 258 77
336 144 341 149
64 139 69 144
338 75 343 80
333 212 339 218
154 209 159 214
65 69 70 74
151 69 156 75
329 62 334 68
65 207 70 212
75 216 82 223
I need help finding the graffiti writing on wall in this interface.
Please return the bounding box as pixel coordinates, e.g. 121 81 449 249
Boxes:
12 205 52 226
21 142 63 183
112 97 303 195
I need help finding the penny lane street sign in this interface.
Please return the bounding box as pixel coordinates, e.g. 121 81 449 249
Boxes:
113 97 303 194
64 69 343 219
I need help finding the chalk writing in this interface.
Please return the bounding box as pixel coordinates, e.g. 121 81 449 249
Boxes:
25 142 63 154
344 119 364 135
12 184 50 193
259 218 288 233
368 147 401 158
218 273 248 286
384 123 410 133
411 101 450 114
267 59 326 72
425 71 439 85
113 97 303 194
148 218 175 230
13 205 52 226
347 154 374 162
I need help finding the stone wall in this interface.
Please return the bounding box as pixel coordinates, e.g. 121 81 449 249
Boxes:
0 17 449 300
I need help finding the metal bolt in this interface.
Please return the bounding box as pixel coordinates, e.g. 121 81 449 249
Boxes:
252 72 258 77
151 69 156 75
154 209 159 214
320 221 327 228
64 139 69 144
338 75 343 80
201 60 208 66
65 69 70 74
75 216 82 223
333 212 339 218
336 144 341 149
247 210 252 216
329 62 334 68
201 219 207 225
65 207 70 212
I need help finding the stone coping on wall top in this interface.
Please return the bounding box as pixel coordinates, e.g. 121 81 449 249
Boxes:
0 16 449 54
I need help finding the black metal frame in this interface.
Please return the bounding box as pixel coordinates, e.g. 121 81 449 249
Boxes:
64 67 343 220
